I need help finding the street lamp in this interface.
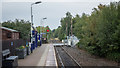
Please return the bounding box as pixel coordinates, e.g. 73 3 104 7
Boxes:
35 1 42 4
40 17 47 34
43 17 47 20
39 17 47 46
30 1 41 52
31 1 42 26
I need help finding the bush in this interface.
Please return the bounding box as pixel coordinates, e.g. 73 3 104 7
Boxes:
18 45 25 49
73 2 120 61
76 42 81 48
106 52 120 62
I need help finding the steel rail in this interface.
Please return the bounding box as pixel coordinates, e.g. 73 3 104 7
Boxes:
61 46 82 68
55 46 65 68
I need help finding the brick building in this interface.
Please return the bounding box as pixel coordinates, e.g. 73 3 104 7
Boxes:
1 27 19 40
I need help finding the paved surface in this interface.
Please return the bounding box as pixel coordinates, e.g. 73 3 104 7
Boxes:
45 44 57 66
18 44 57 66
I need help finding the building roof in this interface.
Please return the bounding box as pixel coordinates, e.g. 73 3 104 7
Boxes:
1 27 19 32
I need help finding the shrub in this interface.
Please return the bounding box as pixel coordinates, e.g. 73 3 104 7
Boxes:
19 45 25 49
106 52 120 62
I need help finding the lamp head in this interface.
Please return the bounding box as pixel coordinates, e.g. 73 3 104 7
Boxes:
35 1 42 4
43 17 47 20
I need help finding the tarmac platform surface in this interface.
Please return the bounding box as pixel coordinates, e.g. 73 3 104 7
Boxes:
18 44 57 66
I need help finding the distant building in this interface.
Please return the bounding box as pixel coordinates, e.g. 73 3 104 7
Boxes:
0 27 19 40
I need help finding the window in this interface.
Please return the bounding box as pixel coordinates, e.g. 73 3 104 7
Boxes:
7 33 12 38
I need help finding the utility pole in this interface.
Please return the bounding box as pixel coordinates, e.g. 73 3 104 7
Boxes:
66 22 68 38
71 17 73 36
31 4 33 43
66 21 68 46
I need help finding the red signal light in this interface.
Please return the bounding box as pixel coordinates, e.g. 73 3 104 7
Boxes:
46 29 49 32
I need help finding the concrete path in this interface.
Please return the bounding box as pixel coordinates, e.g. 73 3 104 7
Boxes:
18 44 57 66
37 44 49 66
45 44 57 66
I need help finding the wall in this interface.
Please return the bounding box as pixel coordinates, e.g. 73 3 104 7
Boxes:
2 39 29 55
2 29 19 40
2 29 12 40
12 32 19 40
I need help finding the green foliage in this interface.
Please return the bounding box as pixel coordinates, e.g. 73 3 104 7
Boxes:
106 52 120 62
36 26 52 40
52 12 72 40
53 2 120 62
26 45 29 47
2 19 31 40
72 2 120 61
19 46 25 49
52 26 65 41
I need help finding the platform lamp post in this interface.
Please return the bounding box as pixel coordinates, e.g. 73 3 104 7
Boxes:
39 17 47 45
40 17 47 34
30 1 41 53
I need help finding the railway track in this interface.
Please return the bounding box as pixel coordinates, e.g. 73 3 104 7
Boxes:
54 46 82 68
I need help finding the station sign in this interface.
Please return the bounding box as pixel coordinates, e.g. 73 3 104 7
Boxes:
41 33 46 34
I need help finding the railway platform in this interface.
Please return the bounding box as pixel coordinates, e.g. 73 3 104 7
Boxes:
18 44 57 67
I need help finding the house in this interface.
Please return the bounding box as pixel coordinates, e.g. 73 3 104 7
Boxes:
1 27 19 40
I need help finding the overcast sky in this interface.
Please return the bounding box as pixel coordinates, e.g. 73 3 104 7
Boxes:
2 0 119 30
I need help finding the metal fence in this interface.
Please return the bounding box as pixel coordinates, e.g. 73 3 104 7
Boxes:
2 39 29 55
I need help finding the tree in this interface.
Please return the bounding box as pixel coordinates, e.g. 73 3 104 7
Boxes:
2 19 31 40
60 12 72 36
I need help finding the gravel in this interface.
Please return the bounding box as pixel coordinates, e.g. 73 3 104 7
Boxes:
55 46 80 67
63 46 118 66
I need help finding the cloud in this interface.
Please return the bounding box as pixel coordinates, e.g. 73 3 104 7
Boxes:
0 1 2 22
2 1 119 29
3 0 119 2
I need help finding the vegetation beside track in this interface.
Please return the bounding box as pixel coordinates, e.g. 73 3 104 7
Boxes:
52 2 120 62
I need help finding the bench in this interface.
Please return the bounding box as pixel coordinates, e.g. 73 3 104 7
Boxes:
2 49 18 68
